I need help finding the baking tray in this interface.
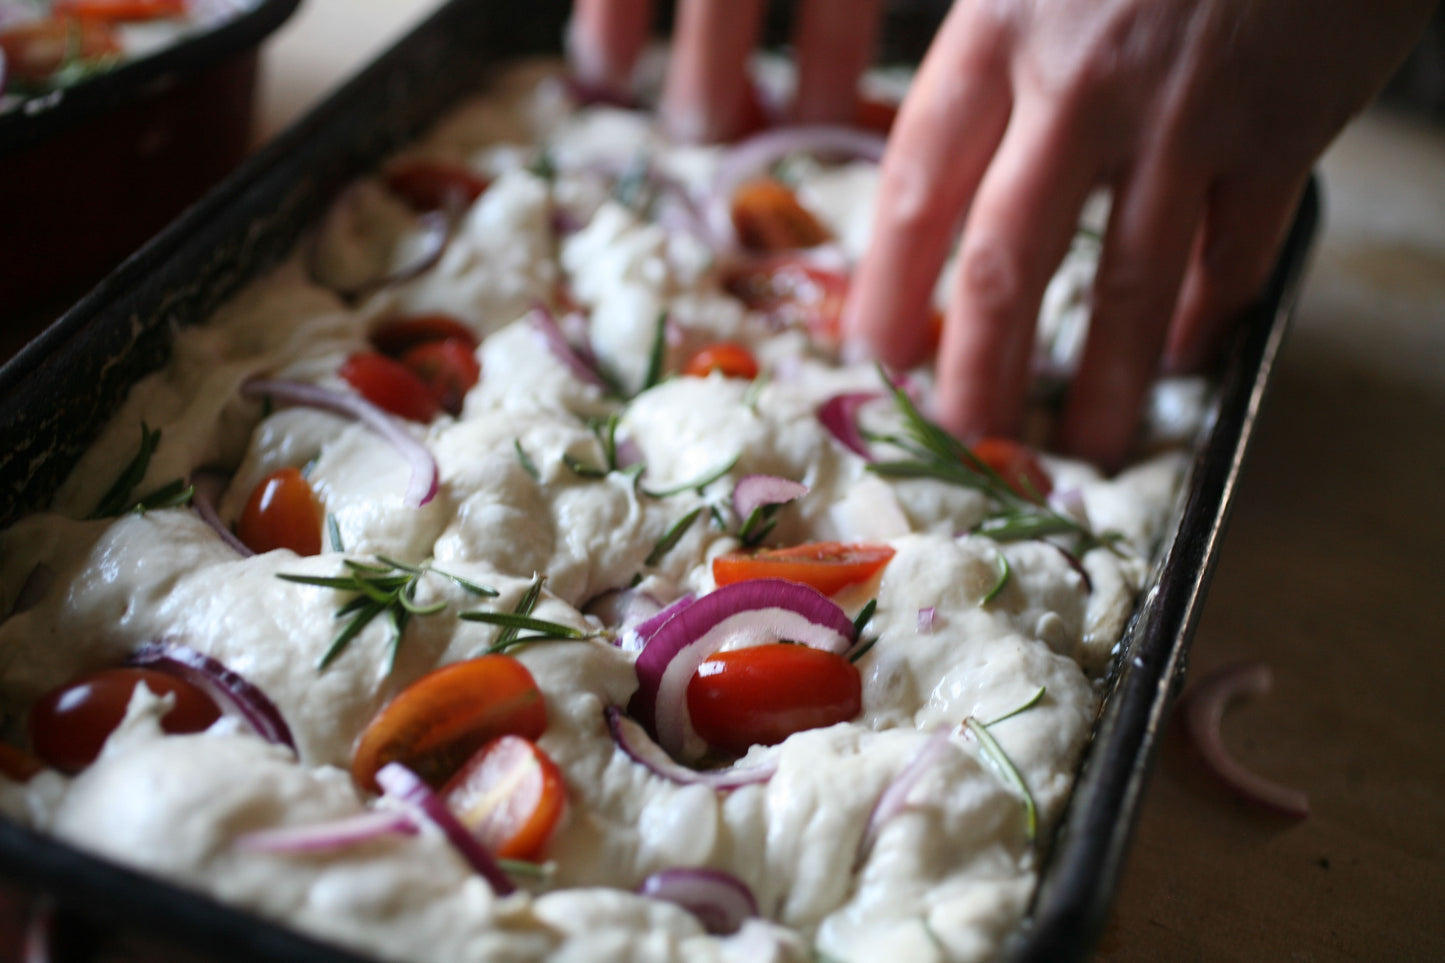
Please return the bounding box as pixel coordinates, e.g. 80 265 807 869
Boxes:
0 0 1319 959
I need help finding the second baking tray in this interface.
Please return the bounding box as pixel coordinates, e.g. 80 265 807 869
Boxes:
0 0 1318 959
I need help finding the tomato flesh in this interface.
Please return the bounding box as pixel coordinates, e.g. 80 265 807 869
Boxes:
970 438 1053 501
340 350 440 423
384 159 490 212
681 342 759 380
730 178 831 252
370 314 478 356
29 668 221 773
687 644 861 755
351 656 548 793
0 17 120 83
400 338 480 416
52 0 187 21
236 467 321 556
725 257 850 344
442 735 565 860
0 744 44 783
712 542 895 596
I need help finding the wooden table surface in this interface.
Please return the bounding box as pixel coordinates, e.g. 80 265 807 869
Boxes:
266 4 1445 960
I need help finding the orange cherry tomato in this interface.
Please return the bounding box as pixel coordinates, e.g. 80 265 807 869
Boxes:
52 0 187 21
687 643 861 755
400 338 480 417
339 350 440 423
442 735 566 860
725 257 850 344
236 467 321 556
730 178 831 252
970 438 1053 502
681 342 760 380
712 542 896 596
29 668 221 774
0 744 44 783
370 314 478 356
0 17 120 84
351 656 548 793
384 159 490 212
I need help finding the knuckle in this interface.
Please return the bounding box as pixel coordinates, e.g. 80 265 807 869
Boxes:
956 241 1028 321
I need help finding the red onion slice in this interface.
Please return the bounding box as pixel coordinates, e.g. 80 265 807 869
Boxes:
605 707 775 790
528 306 610 391
191 470 254 557
1179 662 1309 818
856 726 954 866
310 187 451 302
637 867 758 935
816 392 879 459
236 809 417 853
708 126 887 252
629 579 854 760
732 475 808 521
916 607 936 633
619 593 697 653
375 762 516 895
241 379 438 508
128 641 297 752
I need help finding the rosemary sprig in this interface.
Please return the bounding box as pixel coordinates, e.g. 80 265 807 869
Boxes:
851 599 878 641
279 557 496 671
89 423 160 518
563 453 608 479
848 636 879 664
613 152 653 211
865 367 1120 555
528 147 556 182
497 858 556 881
461 575 594 653
645 505 704 566
640 454 740 498
514 439 541 481
736 503 779 547
640 311 668 393
326 514 344 553
980 550 1011 606
965 715 1038 841
128 479 194 514
984 686 1047 727
741 372 770 411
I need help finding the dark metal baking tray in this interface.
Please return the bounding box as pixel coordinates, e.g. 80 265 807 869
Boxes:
0 0 1319 959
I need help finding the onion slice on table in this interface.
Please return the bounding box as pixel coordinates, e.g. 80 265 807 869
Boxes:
707 126 887 253
237 809 417 853
732 475 808 521
190 469 254 557
856 726 953 866
375 762 516 895
637 867 758 935
816 392 879 459
1179 662 1309 818
128 641 296 752
241 378 438 508
605 706 775 790
629 578 854 761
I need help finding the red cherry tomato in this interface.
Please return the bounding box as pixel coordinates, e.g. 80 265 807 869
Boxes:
730 178 831 252
712 542 895 597
384 159 490 212
687 643 861 755
855 96 899 135
681 343 760 380
236 467 321 556
370 314 478 356
970 438 1053 502
351 656 548 793
725 257 850 344
51 0 186 21
400 338 480 417
29 668 221 773
0 744 44 783
339 351 440 423
0 17 120 84
442 735 566 860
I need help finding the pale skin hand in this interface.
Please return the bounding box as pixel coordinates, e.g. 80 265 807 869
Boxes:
568 0 1435 468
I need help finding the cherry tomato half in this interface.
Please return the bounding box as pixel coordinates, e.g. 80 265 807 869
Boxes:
725 257 849 344
681 343 759 380
970 438 1053 502
730 178 831 253
400 338 480 417
370 314 478 356
712 542 896 597
442 734 566 860
0 744 44 783
855 96 899 135
383 159 490 212
351 655 548 793
339 350 440 423
52 0 187 22
0 17 120 84
687 643 861 756
236 467 321 556
29 668 221 773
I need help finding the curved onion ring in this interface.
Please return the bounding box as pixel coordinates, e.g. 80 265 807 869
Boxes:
191 470 254 557
637 866 758 935
816 392 879 459
605 706 775 791
629 579 854 761
732 475 808 522
241 379 438 508
309 186 451 302
707 126 887 252
128 641 297 752
527 306 611 391
376 762 516 895
856 726 954 866
237 809 417 853
1179 662 1309 818
619 593 696 653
